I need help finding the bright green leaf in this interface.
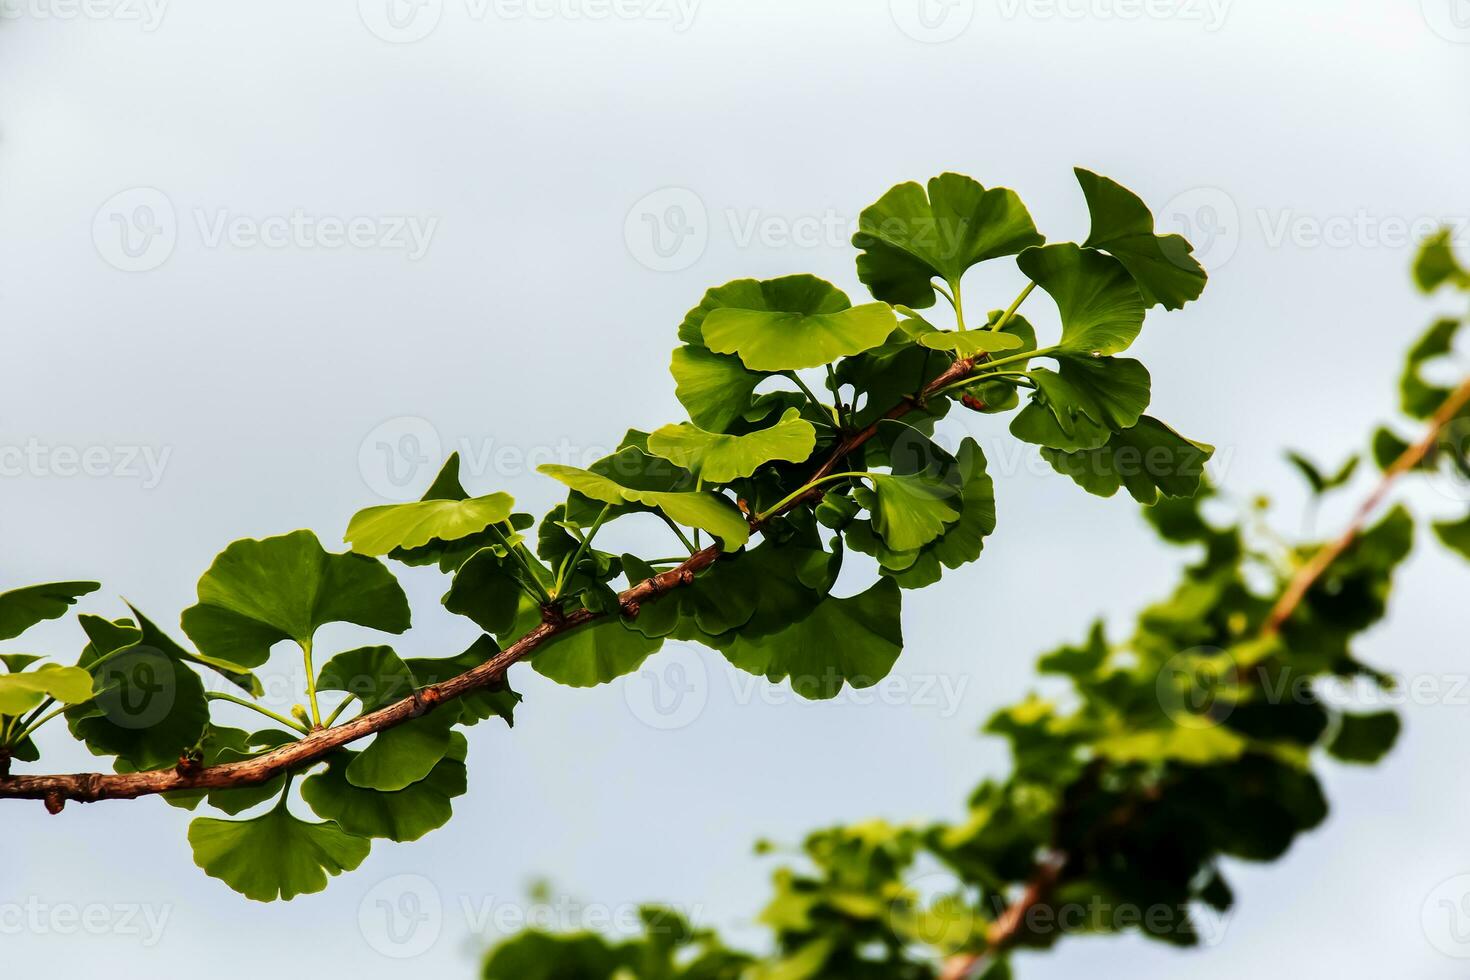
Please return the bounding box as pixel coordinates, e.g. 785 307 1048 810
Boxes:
670 345 766 433
345 492 516 557
703 297 897 372
1018 243 1147 356
720 580 903 700
182 530 410 668
1042 416 1214 503
188 799 371 901
0 581 99 641
531 617 663 687
853 173 1044 308
0 662 93 715
648 408 817 483
1076 168 1207 311
539 463 750 550
303 733 469 842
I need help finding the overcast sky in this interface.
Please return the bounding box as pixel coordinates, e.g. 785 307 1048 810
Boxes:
3 1 1470 977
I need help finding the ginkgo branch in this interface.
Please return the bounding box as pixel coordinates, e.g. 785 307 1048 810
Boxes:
0 347 993 810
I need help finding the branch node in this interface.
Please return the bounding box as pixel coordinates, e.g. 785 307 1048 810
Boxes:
44 791 65 815
175 751 203 778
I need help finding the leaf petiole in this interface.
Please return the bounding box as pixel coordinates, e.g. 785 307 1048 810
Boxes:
555 504 612 596
755 471 870 523
208 691 313 736
987 280 1037 331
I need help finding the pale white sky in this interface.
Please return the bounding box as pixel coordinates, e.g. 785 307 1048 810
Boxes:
3 1 1470 977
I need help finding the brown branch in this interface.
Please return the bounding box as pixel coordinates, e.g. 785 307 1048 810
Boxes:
0 351 994 809
942 373 1470 977
1265 374 1470 633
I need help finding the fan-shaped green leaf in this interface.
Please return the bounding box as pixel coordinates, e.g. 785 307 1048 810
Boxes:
344 710 459 792
1076 168 1207 311
720 579 903 700
703 298 896 372
0 581 99 641
181 530 410 668
1018 243 1146 356
1400 318 1461 419
679 275 851 346
302 733 469 841
531 616 663 687
853 173 1044 308
188 799 371 901
648 408 818 483
345 492 515 557
1010 357 1151 452
671 345 765 432
917 330 1024 356
1041 416 1214 503
67 614 210 771
443 548 525 634
0 662 93 715
1414 228 1470 293
538 463 750 550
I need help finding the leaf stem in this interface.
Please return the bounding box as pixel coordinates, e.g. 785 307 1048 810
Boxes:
323 694 359 729
8 702 71 746
755 471 869 523
209 691 313 735
932 346 1059 399
556 504 612 596
299 638 322 729
788 371 839 426
658 513 699 555
491 523 553 604
988 280 1037 331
